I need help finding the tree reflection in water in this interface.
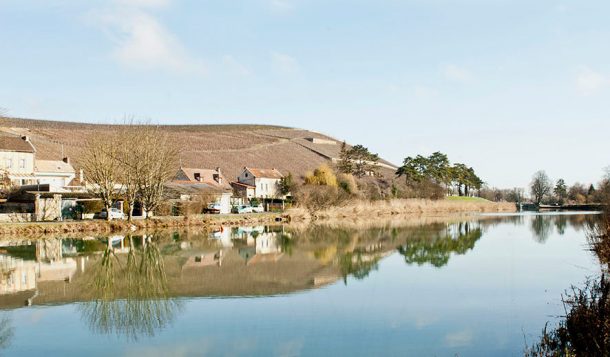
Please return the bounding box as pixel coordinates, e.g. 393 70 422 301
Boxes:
0 314 13 350
396 222 483 268
531 215 553 243
80 234 182 341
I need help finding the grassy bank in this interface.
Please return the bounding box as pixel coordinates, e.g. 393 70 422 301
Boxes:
289 198 516 222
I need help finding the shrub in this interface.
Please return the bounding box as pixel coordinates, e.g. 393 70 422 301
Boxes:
305 164 337 187
295 185 351 212
81 200 104 214
337 173 358 195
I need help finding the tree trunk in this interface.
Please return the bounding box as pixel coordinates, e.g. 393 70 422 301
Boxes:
105 202 112 222
128 201 134 222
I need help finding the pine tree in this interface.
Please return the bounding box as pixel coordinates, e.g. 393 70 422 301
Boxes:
337 141 353 174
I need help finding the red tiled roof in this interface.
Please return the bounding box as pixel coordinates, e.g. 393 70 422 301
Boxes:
175 167 231 190
244 167 284 179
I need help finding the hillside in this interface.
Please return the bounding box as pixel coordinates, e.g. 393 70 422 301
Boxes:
0 117 398 182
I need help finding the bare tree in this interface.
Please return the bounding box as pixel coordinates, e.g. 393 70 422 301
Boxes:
137 126 179 218
81 135 123 220
116 122 148 221
530 170 552 205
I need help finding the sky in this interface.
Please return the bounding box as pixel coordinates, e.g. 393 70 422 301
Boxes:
1 0 609 188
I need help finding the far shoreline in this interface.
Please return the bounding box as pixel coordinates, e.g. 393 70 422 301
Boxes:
0 198 517 238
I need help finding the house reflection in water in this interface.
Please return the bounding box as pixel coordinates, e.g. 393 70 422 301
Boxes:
231 227 284 265
0 239 85 302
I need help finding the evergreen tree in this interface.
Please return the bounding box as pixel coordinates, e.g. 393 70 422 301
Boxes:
337 141 353 174
553 179 568 204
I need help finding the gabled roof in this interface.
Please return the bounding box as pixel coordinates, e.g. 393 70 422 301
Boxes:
244 167 284 179
34 160 75 174
175 167 231 190
0 135 35 153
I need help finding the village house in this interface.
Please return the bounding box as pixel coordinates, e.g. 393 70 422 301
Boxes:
0 134 76 191
0 135 37 186
168 167 233 214
233 167 285 199
34 157 76 192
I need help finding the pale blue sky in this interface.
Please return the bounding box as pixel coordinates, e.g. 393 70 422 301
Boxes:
1 0 609 188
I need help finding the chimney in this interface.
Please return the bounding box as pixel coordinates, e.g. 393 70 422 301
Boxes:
79 169 84 183
214 167 222 184
63 157 70 164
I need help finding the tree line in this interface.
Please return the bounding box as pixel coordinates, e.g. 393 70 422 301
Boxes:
529 169 610 205
396 152 483 199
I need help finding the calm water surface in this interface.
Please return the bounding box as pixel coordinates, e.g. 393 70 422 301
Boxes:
0 213 600 356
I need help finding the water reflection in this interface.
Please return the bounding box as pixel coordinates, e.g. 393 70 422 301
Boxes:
0 213 599 350
79 234 182 341
397 222 483 268
0 314 13 350
530 213 598 243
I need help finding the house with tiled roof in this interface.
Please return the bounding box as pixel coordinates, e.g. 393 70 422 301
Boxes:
34 158 76 191
0 134 77 191
235 167 285 199
0 135 36 186
168 167 233 214
174 167 231 191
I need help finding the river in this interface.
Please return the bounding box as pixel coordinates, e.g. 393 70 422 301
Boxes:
0 212 600 356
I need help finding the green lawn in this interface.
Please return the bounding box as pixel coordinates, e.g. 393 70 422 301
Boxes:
445 196 490 202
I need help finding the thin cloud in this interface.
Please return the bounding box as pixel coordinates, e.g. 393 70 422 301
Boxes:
442 64 473 83
222 55 251 76
92 2 205 75
271 52 300 74
576 66 607 95
115 0 171 8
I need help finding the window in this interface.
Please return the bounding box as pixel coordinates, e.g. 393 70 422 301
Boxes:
19 159 25 168
5 159 12 169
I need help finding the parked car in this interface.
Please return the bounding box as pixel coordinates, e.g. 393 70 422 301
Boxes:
234 205 253 214
251 204 265 213
99 208 125 220
204 203 222 214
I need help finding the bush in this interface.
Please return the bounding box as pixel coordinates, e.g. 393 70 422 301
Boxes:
81 200 104 214
337 173 358 195
305 164 337 187
295 185 351 212
155 202 173 216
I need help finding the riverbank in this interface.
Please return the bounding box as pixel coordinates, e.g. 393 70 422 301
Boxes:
0 198 515 237
289 198 516 222
0 212 287 237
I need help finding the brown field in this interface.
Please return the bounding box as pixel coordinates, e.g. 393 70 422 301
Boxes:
0 117 396 181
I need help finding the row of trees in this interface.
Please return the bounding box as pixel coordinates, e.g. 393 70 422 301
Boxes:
530 170 610 205
395 152 483 198
81 123 179 221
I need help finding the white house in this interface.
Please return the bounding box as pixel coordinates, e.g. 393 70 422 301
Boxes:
0 135 37 186
34 158 76 192
236 167 285 199
0 135 76 191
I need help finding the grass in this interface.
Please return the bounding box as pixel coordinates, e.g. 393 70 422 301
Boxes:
291 198 516 222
